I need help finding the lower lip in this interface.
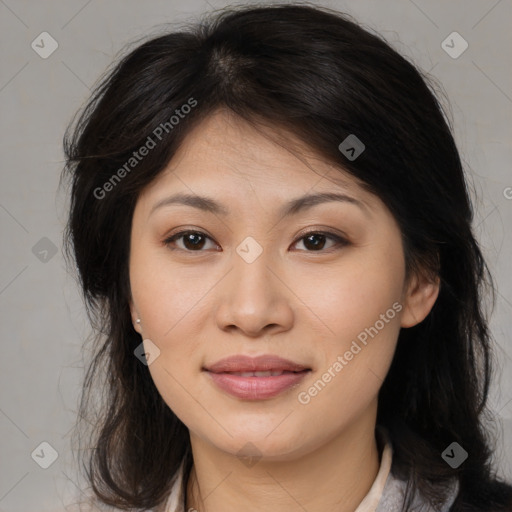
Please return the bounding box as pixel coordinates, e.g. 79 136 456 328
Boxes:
205 370 310 400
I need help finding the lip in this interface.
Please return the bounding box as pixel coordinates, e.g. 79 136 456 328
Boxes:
204 354 310 373
203 354 311 400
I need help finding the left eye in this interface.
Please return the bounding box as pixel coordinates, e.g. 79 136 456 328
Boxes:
163 230 348 253
293 231 347 251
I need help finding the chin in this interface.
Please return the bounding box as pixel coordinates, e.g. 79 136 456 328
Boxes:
208 426 314 461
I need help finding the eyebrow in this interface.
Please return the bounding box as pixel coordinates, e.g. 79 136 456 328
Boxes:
149 191 369 218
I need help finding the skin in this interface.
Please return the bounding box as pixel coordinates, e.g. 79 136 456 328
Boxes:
129 109 439 512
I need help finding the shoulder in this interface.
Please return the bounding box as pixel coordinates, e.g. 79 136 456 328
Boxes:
374 426 459 512
376 470 459 512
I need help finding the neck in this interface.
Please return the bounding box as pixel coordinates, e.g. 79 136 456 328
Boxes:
185 408 380 512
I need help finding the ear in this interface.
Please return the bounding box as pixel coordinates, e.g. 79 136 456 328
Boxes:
129 298 143 335
400 271 440 328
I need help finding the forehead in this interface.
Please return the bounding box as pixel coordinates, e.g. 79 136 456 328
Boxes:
139 109 369 203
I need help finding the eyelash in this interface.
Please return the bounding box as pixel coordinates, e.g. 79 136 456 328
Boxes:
162 229 349 254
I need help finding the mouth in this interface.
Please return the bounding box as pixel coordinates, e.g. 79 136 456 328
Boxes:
203 354 311 374
203 356 312 400
204 369 311 400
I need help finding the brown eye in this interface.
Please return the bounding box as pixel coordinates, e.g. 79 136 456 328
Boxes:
292 231 348 252
302 233 329 251
164 231 217 251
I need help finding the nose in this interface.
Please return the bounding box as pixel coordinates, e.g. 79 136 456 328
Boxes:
214 248 294 338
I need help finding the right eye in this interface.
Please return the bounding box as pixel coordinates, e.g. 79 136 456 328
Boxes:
163 230 220 252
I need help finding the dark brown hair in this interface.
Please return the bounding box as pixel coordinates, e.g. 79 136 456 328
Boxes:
61 3 512 510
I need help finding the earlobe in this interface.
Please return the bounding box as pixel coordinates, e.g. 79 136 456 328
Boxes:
400 272 440 328
129 299 142 334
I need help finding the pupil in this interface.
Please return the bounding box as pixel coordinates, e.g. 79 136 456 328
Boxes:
185 233 204 250
305 234 325 250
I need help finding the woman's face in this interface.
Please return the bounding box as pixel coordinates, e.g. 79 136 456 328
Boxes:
129 109 438 461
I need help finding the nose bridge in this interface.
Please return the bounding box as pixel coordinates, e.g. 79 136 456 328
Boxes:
231 235 276 303
215 235 292 335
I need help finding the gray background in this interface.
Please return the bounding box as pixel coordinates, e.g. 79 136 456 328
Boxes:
0 0 511 510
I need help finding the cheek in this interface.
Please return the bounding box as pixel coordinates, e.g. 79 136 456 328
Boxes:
129 248 212 417
292 242 404 405
296 287 401 436
130 258 210 421
130 244 211 342
299 245 405 344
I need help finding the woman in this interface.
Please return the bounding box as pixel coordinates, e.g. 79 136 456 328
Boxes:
61 3 512 511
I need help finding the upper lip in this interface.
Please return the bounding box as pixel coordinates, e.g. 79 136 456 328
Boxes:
204 355 310 373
